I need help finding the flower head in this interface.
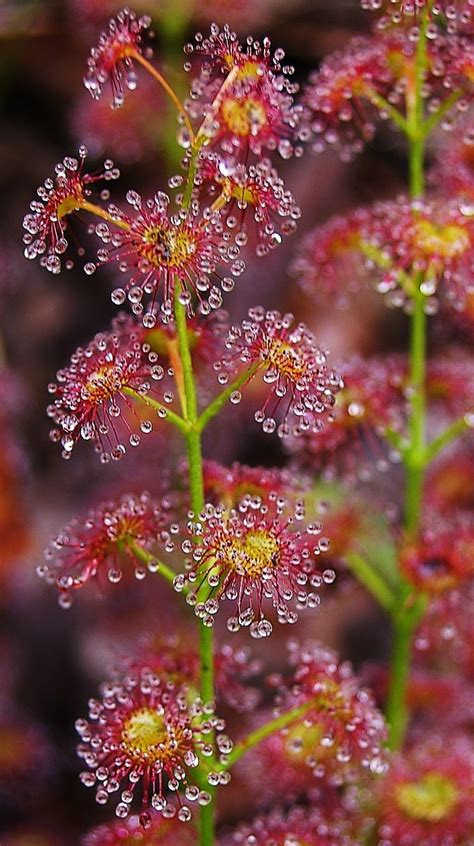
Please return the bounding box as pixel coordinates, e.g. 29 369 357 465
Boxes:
185 26 304 159
294 196 474 311
363 0 474 35
271 641 388 784
430 115 474 200
375 735 474 846
47 314 171 461
22 148 118 274
76 665 231 819
416 584 474 679
83 810 196 844
217 307 341 438
400 522 474 593
97 190 244 323
424 445 474 514
221 805 357 846
197 152 300 255
38 491 167 607
172 493 331 637
286 354 407 480
84 8 153 108
202 459 304 507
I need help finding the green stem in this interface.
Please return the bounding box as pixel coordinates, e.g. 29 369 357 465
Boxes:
386 3 431 750
221 699 319 770
174 284 215 844
196 363 260 432
122 387 190 434
345 552 396 612
128 541 185 590
424 415 471 463
366 90 408 133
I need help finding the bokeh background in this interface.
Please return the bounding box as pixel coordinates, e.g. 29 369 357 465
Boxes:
0 0 434 842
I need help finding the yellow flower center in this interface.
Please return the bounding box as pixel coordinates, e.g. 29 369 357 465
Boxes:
413 220 470 259
395 772 460 823
283 721 324 764
84 365 121 403
266 338 307 381
221 96 268 137
226 529 280 577
56 188 84 220
141 224 198 268
122 707 168 762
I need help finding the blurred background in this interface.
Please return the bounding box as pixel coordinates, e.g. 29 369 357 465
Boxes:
0 0 425 842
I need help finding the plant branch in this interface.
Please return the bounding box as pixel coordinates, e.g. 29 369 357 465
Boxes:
196 363 260 433
345 552 397 612
122 387 190 434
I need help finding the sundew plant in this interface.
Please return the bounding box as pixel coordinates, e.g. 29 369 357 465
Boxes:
16 1 474 844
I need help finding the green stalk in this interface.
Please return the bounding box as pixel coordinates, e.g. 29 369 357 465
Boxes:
385 5 431 749
174 290 216 845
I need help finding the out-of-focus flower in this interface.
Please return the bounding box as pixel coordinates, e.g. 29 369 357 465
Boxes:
119 633 262 712
171 493 332 637
286 354 407 480
38 491 168 607
302 29 473 159
0 714 54 800
292 196 474 312
401 522 474 593
217 307 341 438
426 352 474 418
196 152 300 255
430 114 474 199
269 641 388 785
374 735 474 846
82 809 196 844
424 445 474 514
363 0 474 36
221 805 357 846
184 25 305 159
202 459 304 507
76 665 231 819
0 371 30 571
416 584 474 679
47 314 172 462
22 149 119 274
84 8 153 108
95 190 244 323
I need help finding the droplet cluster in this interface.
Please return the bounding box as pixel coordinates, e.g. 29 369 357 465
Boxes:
269 641 388 784
38 491 168 607
84 7 153 108
184 25 306 159
96 190 244 324
171 492 331 637
217 307 342 438
76 665 232 819
47 314 171 461
221 805 357 846
197 152 301 255
22 148 119 274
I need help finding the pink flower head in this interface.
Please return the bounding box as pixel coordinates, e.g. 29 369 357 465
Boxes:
363 0 474 35
22 148 119 274
400 522 474 593
38 491 167 607
424 445 474 514
416 584 474 679
221 806 357 846
121 634 261 712
76 665 232 819
286 354 407 479
184 26 304 159
172 493 331 637
298 196 474 311
430 115 474 200
84 8 153 108
290 206 373 307
271 641 388 784
202 459 304 507
375 735 474 846
96 190 244 324
197 152 300 255
83 810 196 844
47 314 171 462
217 307 342 438
302 34 401 159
